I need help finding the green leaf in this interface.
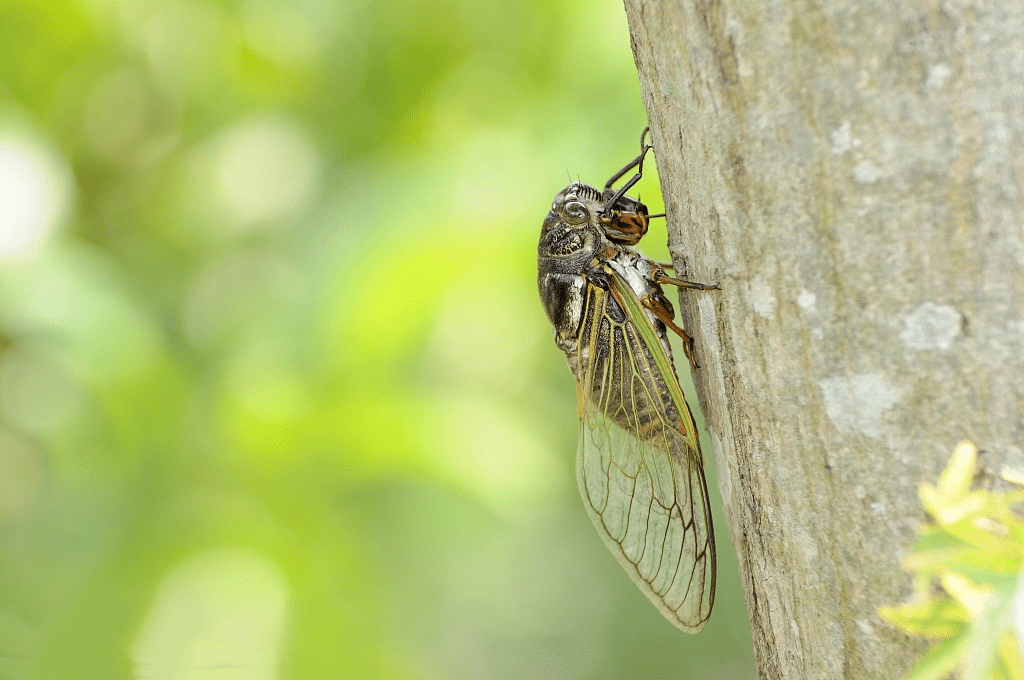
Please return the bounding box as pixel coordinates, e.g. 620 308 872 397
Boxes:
960 604 1005 680
998 631 1024 680
878 597 967 637
937 441 978 500
902 631 970 680
884 440 1024 680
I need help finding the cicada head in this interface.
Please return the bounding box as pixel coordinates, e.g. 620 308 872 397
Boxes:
538 182 605 262
553 181 605 227
537 182 606 343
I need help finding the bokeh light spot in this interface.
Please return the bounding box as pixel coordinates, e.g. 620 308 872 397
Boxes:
0 247 162 381
211 115 319 232
0 131 72 261
433 396 565 518
131 548 289 680
241 0 333 69
425 275 543 395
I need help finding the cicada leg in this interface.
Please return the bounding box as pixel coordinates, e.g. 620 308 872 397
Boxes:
654 271 721 292
603 127 653 192
645 270 719 368
640 294 701 368
602 128 654 216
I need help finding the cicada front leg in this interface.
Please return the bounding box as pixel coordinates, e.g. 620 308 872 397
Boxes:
646 270 720 368
602 127 653 199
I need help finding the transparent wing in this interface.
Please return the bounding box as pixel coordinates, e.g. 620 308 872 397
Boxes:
573 276 716 632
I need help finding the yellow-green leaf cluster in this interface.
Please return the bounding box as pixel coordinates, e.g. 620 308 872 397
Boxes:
880 441 1024 680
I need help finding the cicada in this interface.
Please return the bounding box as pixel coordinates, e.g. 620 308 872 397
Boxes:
537 128 718 632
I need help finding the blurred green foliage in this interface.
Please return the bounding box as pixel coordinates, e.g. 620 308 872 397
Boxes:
0 0 755 677
880 441 1024 680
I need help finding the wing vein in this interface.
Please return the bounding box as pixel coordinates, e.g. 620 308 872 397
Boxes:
574 272 716 632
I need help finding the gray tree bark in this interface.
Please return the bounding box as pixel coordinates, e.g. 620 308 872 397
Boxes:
621 1 1024 678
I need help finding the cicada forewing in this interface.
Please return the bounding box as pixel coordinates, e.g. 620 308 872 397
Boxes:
572 269 716 632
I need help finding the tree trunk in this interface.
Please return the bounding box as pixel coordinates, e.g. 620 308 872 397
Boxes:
621 1 1024 678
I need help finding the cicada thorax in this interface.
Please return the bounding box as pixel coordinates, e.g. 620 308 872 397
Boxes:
538 179 683 438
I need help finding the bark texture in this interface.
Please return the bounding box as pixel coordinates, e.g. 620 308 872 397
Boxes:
622 1 1024 678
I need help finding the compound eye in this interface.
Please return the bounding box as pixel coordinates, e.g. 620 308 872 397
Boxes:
563 200 590 225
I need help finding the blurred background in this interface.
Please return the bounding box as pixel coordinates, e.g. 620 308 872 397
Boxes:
0 0 755 677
